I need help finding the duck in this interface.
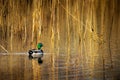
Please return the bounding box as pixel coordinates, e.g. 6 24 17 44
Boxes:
28 43 44 58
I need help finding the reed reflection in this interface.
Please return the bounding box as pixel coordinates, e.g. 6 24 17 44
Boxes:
0 52 119 80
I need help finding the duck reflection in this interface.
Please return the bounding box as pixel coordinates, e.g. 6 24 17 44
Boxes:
38 58 43 64
28 55 43 64
28 55 33 59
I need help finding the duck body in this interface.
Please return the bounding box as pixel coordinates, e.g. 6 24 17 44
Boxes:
28 49 43 58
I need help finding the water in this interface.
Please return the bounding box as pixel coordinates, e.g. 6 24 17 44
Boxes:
0 52 119 80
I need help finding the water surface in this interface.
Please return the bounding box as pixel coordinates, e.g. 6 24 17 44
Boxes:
0 52 119 80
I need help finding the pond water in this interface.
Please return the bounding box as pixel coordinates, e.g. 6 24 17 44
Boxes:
0 52 120 80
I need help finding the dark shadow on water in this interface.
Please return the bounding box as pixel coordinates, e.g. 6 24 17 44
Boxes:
28 55 43 64
28 55 33 59
38 58 43 64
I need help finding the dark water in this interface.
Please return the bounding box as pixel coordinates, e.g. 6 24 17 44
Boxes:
0 52 120 80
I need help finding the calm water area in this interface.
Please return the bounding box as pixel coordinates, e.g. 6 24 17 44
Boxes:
0 51 120 80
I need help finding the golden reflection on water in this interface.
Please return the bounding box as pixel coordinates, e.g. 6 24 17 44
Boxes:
0 52 119 80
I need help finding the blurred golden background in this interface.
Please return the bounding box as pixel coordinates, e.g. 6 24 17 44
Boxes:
0 0 119 53
0 0 120 80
